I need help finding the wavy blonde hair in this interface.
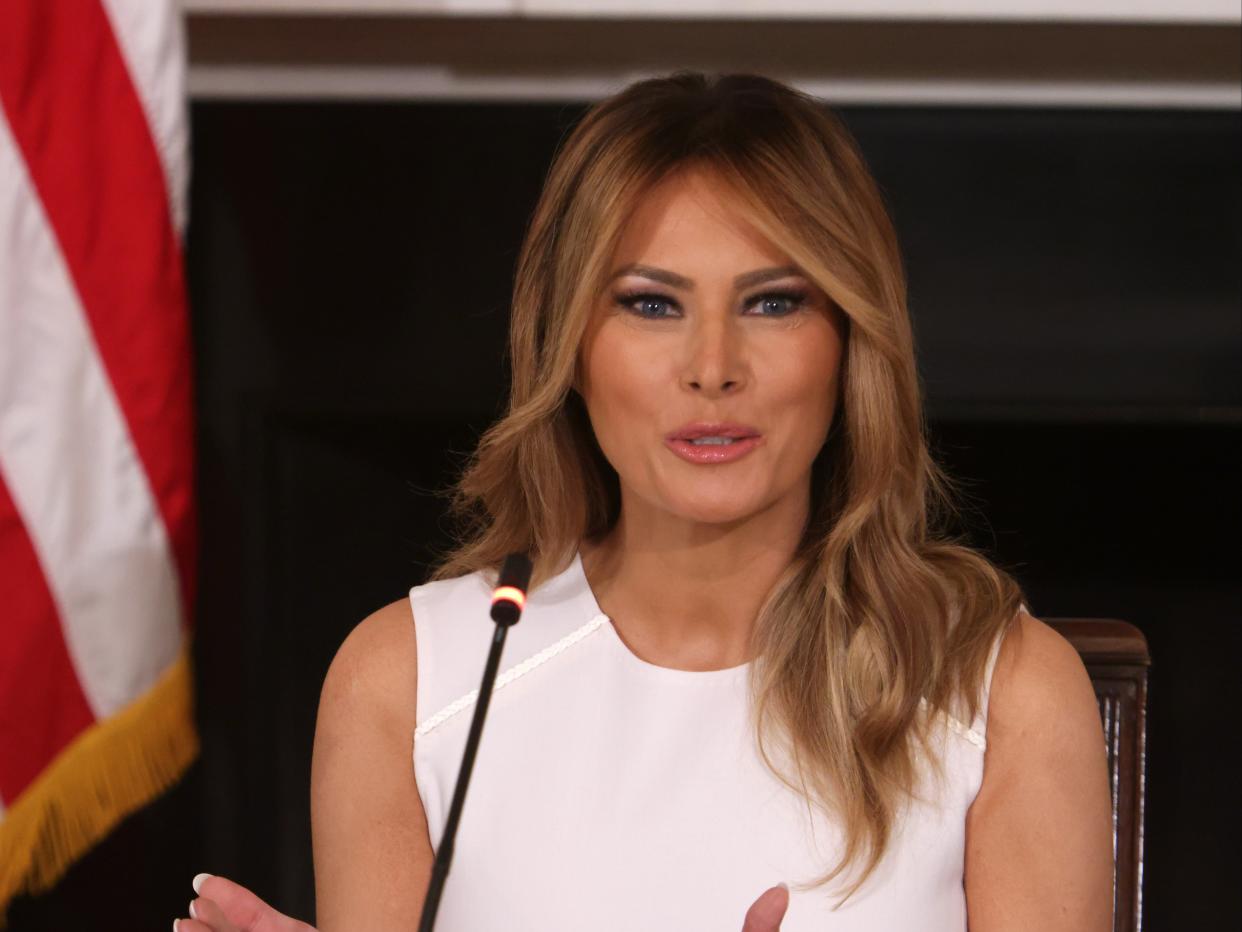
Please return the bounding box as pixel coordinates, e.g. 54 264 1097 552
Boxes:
430 71 1027 903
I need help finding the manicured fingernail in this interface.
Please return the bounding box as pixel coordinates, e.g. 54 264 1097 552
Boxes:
777 882 789 891
189 900 198 920
173 921 180 932
192 872 211 894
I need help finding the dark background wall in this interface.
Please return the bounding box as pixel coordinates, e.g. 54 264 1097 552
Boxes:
8 101 1240 930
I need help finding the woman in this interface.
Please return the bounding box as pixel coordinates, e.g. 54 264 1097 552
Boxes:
176 72 1113 932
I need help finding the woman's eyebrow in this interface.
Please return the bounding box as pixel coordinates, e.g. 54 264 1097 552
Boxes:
609 264 802 290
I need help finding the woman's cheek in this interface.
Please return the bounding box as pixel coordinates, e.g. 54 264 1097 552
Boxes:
585 399 627 472
765 340 839 445
587 384 652 478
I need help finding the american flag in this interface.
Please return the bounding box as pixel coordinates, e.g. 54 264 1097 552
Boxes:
0 0 197 916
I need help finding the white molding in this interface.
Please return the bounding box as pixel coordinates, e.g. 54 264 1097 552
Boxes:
181 0 1241 24
521 0 1241 23
183 0 515 12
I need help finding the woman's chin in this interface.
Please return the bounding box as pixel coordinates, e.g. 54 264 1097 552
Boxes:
665 495 769 527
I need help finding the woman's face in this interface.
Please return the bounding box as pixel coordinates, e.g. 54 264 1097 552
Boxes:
578 167 846 529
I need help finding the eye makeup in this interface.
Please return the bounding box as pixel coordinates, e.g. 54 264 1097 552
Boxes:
612 288 812 320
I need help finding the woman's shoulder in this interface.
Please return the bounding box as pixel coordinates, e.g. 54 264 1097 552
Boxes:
988 608 1097 738
319 595 419 733
311 595 435 926
322 569 493 686
965 619 1115 926
975 607 1105 795
317 567 508 730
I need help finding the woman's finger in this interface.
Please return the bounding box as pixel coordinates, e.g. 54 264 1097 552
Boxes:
192 874 314 931
741 884 789 932
188 895 243 932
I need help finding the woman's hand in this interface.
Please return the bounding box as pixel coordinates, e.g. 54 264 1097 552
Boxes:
742 884 789 931
174 873 785 931
174 873 315 932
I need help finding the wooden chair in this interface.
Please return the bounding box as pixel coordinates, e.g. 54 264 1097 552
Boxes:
1046 619 1150 932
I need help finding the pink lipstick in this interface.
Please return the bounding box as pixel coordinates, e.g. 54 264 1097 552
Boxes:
664 422 763 465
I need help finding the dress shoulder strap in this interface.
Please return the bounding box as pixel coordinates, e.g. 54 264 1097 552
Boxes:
409 551 603 738
922 601 1028 751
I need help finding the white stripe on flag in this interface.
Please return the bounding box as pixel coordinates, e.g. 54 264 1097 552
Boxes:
0 109 183 720
99 0 190 237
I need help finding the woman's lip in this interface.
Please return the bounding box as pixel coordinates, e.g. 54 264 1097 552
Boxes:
666 423 762 441
664 435 764 464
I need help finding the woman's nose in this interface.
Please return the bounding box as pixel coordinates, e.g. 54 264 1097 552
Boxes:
680 316 746 397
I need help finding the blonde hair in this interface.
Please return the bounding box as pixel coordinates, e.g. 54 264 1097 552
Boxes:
430 71 1027 903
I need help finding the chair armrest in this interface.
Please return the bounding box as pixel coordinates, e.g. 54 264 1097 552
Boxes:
1043 616 1149 932
1046 618 1150 667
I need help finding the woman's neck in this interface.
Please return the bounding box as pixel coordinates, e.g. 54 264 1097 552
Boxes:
578 500 806 672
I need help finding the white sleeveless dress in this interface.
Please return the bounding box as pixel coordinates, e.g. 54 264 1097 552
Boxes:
410 551 1012 931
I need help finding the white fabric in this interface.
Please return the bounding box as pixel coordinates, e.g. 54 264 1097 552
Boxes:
410 551 1009 931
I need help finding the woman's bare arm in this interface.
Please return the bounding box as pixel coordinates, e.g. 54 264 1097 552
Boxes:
310 597 434 931
964 610 1114 931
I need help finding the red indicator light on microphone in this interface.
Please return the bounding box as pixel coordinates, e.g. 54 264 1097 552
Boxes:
491 585 526 611
490 553 533 626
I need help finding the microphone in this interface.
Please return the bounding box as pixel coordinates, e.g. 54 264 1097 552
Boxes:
417 552 534 932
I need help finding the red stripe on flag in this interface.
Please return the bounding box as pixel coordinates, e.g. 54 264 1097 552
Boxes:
0 470 96 802
0 0 198 622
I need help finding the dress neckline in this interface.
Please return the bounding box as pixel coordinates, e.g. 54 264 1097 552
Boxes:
566 548 752 684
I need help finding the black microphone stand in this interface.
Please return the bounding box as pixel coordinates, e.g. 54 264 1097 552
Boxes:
417 552 533 932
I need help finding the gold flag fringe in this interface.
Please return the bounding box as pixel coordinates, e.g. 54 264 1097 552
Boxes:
0 642 199 926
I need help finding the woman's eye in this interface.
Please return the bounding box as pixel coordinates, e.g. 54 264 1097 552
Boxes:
615 291 680 319
613 288 809 319
747 290 808 317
